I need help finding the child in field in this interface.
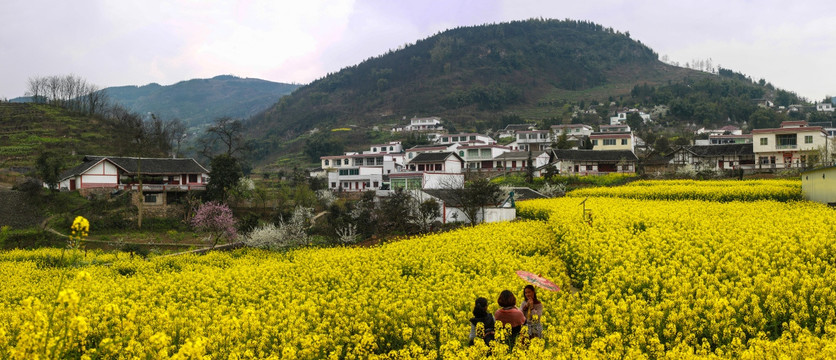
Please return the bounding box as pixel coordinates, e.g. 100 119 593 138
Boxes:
468 297 495 346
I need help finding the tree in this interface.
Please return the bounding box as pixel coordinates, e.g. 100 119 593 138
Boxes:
200 117 246 158
206 154 243 202
444 178 504 225
191 201 238 247
525 150 535 184
417 198 441 232
35 151 63 192
552 131 571 150
626 112 644 132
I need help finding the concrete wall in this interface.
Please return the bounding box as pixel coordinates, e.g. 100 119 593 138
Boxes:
802 167 836 205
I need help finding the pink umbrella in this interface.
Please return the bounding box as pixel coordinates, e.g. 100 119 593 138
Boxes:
516 270 560 292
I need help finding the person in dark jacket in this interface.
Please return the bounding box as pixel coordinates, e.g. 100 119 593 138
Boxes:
468 297 495 346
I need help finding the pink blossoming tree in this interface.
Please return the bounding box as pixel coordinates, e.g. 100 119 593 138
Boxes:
190 201 238 247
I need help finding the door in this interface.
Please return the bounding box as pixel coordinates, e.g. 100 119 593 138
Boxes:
719 160 724 169
69 179 76 190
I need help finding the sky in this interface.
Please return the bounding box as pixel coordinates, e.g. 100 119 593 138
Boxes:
1 0 834 102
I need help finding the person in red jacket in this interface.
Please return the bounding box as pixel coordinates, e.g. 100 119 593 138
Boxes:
494 289 526 346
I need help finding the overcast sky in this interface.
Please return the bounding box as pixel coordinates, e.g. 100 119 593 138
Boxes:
1 0 833 101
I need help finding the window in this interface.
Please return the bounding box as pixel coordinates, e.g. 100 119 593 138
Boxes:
760 137 768 145
373 181 379 187
603 139 616 146
372 147 377 152
338 169 359 176
592 139 599 146
417 164 425 171
331 182 336 188
324 159 330 166
459 151 465 156
189 174 198 183
805 135 813 144
343 159 349 165
621 139 628 145
442 137 449 143
435 164 442 171
776 134 797 148
470 136 476 140
144 194 157 203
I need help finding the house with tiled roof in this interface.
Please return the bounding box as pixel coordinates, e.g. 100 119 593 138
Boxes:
57 155 209 205
549 149 638 175
670 143 755 171
405 152 464 173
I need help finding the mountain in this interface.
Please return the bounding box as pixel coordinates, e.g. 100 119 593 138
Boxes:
104 75 300 129
244 19 715 164
244 19 799 168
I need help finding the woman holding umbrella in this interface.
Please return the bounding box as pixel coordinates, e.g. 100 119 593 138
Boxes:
519 285 543 338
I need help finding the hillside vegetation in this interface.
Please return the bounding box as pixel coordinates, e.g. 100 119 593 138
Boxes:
244 20 679 151
0 103 171 174
244 19 791 166
104 75 299 129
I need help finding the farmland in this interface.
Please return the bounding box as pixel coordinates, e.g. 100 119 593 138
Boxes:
1 179 836 358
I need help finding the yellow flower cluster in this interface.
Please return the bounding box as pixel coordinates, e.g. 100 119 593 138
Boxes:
68 216 90 249
518 196 836 357
0 221 567 359
2 178 834 358
567 179 801 202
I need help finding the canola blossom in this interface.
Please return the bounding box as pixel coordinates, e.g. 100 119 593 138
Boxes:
0 221 565 359
2 179 835 358
567 179 801 202
518 196 836 358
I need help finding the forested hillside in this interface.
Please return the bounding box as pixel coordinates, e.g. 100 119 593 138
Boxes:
244 19 715 164
104 75 299 129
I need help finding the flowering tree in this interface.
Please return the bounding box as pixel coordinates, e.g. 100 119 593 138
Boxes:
191 202 238 247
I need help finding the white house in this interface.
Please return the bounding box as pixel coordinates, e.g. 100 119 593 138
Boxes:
550 149 638 175
515 130 552 152
57 155 209 205
321 148 405 192
610 110 651 125
498 124 538 139
670 143 755 171
493 151 550 174
751 121 830 169
401 116 444 131
404 144 457 162
456 144 511 169
436 133 495 145
405 152 464 173
817 103 834 112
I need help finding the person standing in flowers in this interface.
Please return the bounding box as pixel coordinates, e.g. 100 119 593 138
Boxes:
519 285 543 338
468 297 495 346
494 290 526 346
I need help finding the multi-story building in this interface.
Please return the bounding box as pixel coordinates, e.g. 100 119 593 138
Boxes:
751 121 829 168
321 147 405 192
610 110 651 125
590 132 635 153
455 144 511 169
436 133 495 145
515 130 552 152
551 124 594 137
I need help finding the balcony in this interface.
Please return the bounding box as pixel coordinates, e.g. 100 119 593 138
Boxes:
775 144 797 150
119 184 206 192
